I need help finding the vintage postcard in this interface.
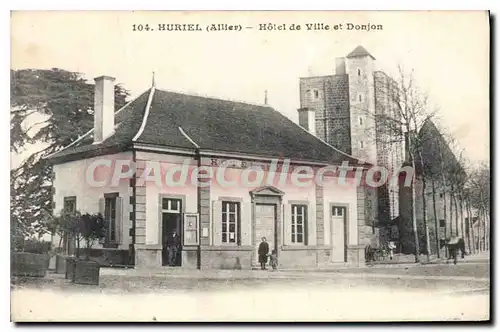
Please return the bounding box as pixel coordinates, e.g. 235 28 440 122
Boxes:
10 10 490 322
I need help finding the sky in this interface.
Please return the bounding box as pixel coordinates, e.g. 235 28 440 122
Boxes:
10 10 490 166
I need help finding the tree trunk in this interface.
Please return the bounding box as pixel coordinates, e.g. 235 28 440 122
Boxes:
453 190 460 238
481 208 487 251
418 150 431 259
459 193 465 243
449 189 455 237
437 141 448 258
76 236 80 258
468 200 476 254
463 198 471 255
431 179 440 258
442 190 448 258
409 156 420 263
421 175 431 258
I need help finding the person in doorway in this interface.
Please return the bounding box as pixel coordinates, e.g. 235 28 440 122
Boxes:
258 237 269 270
167 231 180 266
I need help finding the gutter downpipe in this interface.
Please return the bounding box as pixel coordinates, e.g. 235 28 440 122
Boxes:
195 147 202 270
131 149 137 266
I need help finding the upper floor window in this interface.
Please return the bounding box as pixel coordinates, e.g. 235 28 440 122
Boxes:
358 94 363 102
291 204 308 244
357 68 362 76
359 117 364 125
312 89 319 100
360 141 365 149
439 219 446 227
222 201 240 244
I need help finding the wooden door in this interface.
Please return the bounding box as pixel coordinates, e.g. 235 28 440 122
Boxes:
254 204 276 264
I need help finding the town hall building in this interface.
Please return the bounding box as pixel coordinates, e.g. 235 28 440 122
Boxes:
47 73 373 270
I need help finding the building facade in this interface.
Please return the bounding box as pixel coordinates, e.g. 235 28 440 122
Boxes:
47 75 373 269
298 46 404 247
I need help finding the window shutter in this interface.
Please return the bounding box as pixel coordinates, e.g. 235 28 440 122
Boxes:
240 202 251 246
98 198 106 243
283 203 292 245
116 197 123 244
212 200 222 246
306 204 315 246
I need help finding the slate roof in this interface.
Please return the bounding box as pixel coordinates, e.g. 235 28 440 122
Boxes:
415 119 466 180
346 45 376 60
48 87 365 166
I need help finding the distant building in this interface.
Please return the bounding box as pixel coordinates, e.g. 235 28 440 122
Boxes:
399 119 468 256
298 45 404 247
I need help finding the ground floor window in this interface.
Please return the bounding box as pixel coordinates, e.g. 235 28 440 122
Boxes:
221 201 240 244
291 204 308 244
104 193 119 243
63 196 76 214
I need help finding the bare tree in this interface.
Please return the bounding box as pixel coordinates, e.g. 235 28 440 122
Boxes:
467 162 490 252
359 66 437 262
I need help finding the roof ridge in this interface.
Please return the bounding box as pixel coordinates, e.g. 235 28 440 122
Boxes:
155 87 273 110
346 45 376 60
132 87 156 142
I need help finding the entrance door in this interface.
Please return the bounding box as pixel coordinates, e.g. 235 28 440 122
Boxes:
331 206 347 262
161 198 182 266
254 204 276 265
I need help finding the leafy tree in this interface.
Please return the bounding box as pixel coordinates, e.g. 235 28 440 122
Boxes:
10 68 129 240
76 213 107 260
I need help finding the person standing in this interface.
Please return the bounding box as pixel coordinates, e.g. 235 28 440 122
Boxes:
168 231 180 266
269 249 278 271
258 237 269 270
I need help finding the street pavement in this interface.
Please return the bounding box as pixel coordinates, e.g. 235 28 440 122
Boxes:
11 260 490 322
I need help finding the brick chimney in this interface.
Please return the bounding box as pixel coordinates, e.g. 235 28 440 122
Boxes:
297 107 316 136
93 76 115 143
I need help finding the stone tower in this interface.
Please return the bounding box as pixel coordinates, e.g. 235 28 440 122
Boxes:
298 45 405 242
345 46 377 164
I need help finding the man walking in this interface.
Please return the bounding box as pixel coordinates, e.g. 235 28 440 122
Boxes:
258 237 269 270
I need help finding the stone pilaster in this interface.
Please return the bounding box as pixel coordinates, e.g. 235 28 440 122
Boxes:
199 170 211 246
134 159 147 245
356 184 367 265
315 183 325 245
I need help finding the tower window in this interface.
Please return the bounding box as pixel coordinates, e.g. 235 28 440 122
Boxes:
312 89 319 99
359 117 364 125
360 141 364 149
357 68 361 76
358 94 363 102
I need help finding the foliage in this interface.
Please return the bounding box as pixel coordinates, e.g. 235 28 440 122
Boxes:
10 68 129 238
75 213 107 259
12 238 52 254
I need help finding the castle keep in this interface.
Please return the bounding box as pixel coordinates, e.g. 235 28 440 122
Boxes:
298 46 404 245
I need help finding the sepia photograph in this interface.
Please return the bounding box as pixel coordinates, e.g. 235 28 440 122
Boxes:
9 10 490 322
